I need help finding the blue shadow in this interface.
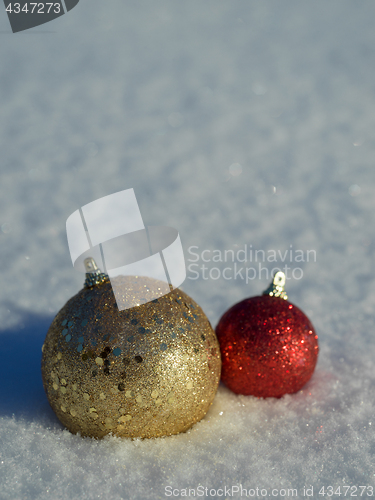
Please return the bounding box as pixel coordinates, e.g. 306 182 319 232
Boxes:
0 310 62 425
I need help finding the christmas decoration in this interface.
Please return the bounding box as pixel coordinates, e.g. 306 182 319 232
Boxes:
215 272 318 398
42 258 221 439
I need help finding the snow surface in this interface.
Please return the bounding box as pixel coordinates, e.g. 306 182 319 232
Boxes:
1 1 375 498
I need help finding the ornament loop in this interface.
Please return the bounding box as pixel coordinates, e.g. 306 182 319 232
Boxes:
84 257 99 273
84 257 109 288
262 271 288 300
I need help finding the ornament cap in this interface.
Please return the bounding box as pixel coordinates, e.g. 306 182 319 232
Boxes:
262 271 288 300
84 257 109 288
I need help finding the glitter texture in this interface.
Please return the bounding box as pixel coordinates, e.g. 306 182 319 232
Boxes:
41 276 221 438
215 295 318 398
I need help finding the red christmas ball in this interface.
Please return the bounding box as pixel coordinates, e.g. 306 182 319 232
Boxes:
216 274 319 398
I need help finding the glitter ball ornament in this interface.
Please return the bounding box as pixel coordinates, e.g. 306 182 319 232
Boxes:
42 258 221 438
215 272 318 398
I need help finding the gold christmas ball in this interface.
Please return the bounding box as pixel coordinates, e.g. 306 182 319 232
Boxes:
41 269 221 439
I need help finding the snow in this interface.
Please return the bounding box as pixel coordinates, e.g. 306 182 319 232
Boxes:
1 1 375 498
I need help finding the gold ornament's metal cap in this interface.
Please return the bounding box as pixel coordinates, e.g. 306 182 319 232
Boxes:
84 257 109 288
262 271 288 300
